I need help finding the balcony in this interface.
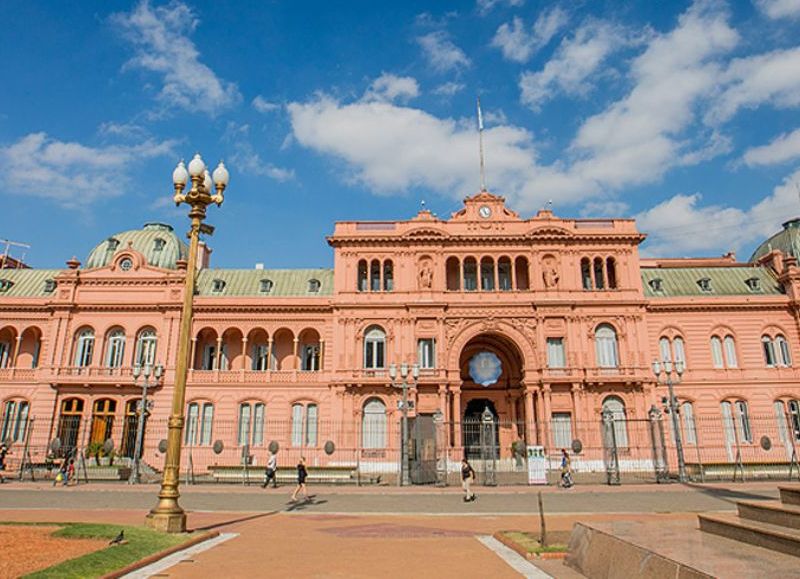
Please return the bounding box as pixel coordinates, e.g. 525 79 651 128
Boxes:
47 366 138 386
187 369 326 385
0 368 37 382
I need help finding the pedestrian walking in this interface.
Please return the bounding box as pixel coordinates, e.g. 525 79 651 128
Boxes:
262 450 278 488
560 448 574 489
0 443 8 484
461 458 476 502
66 458 75 486
290 456 309 502
54 460 68 487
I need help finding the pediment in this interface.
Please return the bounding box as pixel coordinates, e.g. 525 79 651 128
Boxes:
527 226 573 238
403 228 449 239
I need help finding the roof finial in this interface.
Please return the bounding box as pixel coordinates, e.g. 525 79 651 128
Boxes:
477 96 487 192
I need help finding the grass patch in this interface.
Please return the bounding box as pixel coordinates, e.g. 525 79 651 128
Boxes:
22 523 190 579
500 531 568 554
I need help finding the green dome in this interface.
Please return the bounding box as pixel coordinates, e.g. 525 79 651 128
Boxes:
85 223 188 270
750 218 800 263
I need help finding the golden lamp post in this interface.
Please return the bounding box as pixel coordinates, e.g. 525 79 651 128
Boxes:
145 153 228 533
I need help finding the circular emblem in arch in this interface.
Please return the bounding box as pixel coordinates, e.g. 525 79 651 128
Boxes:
469 351 502 387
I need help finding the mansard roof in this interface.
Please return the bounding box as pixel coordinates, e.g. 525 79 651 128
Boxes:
750 218 800 262
641 266 783 298
196 268 334 297
0 268 63 297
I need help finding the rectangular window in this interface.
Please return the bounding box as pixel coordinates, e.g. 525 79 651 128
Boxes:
200 403 214 446
724 336 738 368
547 338 566 369
238 404 251 446
552 413 572 448
763 339 776 367
185 403 199 446
253 403 265 446
306 404 318 446
291 404 303 446
711 337 724 368
252 344 269 371
202 345 216 370
418 339 435 369
659 337 672 363
735 400 752 443
302 345 320 371
681 402 697 446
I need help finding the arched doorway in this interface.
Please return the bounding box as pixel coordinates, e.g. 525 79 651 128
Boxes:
458 332 528 458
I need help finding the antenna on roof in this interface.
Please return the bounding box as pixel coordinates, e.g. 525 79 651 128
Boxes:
0 238 31 269
477 96 487 192
421 199 426 211
545 199 553 211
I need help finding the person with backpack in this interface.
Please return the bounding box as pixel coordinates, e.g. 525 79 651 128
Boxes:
262 450 278 489
560 448 574 489
461 458 476 502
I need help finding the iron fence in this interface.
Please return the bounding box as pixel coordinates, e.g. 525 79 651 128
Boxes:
4 410 799 485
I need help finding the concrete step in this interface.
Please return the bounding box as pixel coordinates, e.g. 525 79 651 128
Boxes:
738 500 800 529
779 485 800 506
698 512 800 558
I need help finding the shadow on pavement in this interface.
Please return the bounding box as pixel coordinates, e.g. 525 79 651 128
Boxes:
684 483 776 504
285 497 328 513
191 510 279 532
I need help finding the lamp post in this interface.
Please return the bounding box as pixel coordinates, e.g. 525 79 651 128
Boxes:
389 362 419 486
652 358 687 483
130 362 163 484
146 154 228 533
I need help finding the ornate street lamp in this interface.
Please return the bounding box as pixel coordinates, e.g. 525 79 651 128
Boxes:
130 362 164 484
389 362 419 486
145 154 228 533
652 358 687 483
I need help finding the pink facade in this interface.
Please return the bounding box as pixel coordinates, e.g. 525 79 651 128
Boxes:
1 192 800 477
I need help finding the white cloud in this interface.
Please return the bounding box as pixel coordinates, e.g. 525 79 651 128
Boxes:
363 73 420 103
112 0 241 116
98 121 148 139
0 132 175 208
520 20 630 110
252 95 280 113
433 81 465 96
491 8 569 63
223 122 295 182
417 31 471 72
570 1 738 188
637 168 800 256
477 0 524 15
754 0 800 18
743 128 800 166
706 47 800 124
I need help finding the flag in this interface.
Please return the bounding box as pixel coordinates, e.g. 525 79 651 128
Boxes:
477 97 484 131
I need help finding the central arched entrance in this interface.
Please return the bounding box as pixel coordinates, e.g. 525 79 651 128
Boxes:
459 332 527 458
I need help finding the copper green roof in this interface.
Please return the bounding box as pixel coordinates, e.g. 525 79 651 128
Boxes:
85 223 188 270
196 269 334 297
0 269 63 297
750 218 800 262
641 266 783 297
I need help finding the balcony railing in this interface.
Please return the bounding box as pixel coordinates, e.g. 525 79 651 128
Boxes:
187 368 325 384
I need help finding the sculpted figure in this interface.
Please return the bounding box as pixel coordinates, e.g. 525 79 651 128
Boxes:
419 262 433 289
542 258 560 289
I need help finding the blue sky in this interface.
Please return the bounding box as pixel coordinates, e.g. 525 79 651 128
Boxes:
2 0 800 268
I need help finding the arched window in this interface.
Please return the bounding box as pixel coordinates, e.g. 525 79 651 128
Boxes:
90 398 117 445
463 257 477 291
593 257 605 290
1 399 29 443
673 337 686 367
291 403 318 447
581 258 592 290
497 257 512 291
595 324 619 368
105 329 125 368
723 335 738 368
362 398 387 449
135 329 157 367
480 257 495 291
238 402 265 447
251 342 270 371
185 401 214 446
302 343 321 371
514 256 529 290
762 335 777 367
777 335 792 366
710 336 724 368
57 398 84 456
659 337 671 363
370 259 381 292
259 279 273 293
681 401 697 445
659 336 687 369
735 400 752 443
74 329 95 368
602 396 628 448
445 257 460 291
774 400 800 445
364 327 386 369
308 279 321 293
357 260 368 292
790 400 800 441
606 257 617 289
383 260 393 291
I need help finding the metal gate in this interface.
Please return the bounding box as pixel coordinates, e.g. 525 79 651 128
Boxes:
409 415 437 484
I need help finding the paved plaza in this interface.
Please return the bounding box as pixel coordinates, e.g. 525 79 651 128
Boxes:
0 481 783 577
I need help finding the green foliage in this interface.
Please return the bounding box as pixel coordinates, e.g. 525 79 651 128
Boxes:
22 523 190 579
501 531 567 555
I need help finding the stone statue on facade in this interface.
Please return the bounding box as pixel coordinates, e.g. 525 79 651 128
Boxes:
542 258 560 289
419 262 433 289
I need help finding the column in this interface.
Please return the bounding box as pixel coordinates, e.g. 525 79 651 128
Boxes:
293 338 299 371
11 335 22 368
319 340 325 371
267 338 273 372
542 384 552 449
451 385 461 450
240 337 248 374
215 337 223 373
524 388 535 444
535 388 544 446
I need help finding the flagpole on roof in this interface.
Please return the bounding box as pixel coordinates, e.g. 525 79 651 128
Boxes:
477 96 487 192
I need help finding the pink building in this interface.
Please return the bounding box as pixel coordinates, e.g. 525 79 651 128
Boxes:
1 192 799 480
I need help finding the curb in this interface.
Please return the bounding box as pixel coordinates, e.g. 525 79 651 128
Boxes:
492 530 568 561
101 530 220 579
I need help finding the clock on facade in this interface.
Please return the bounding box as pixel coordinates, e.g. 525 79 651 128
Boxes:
478 205 492 219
